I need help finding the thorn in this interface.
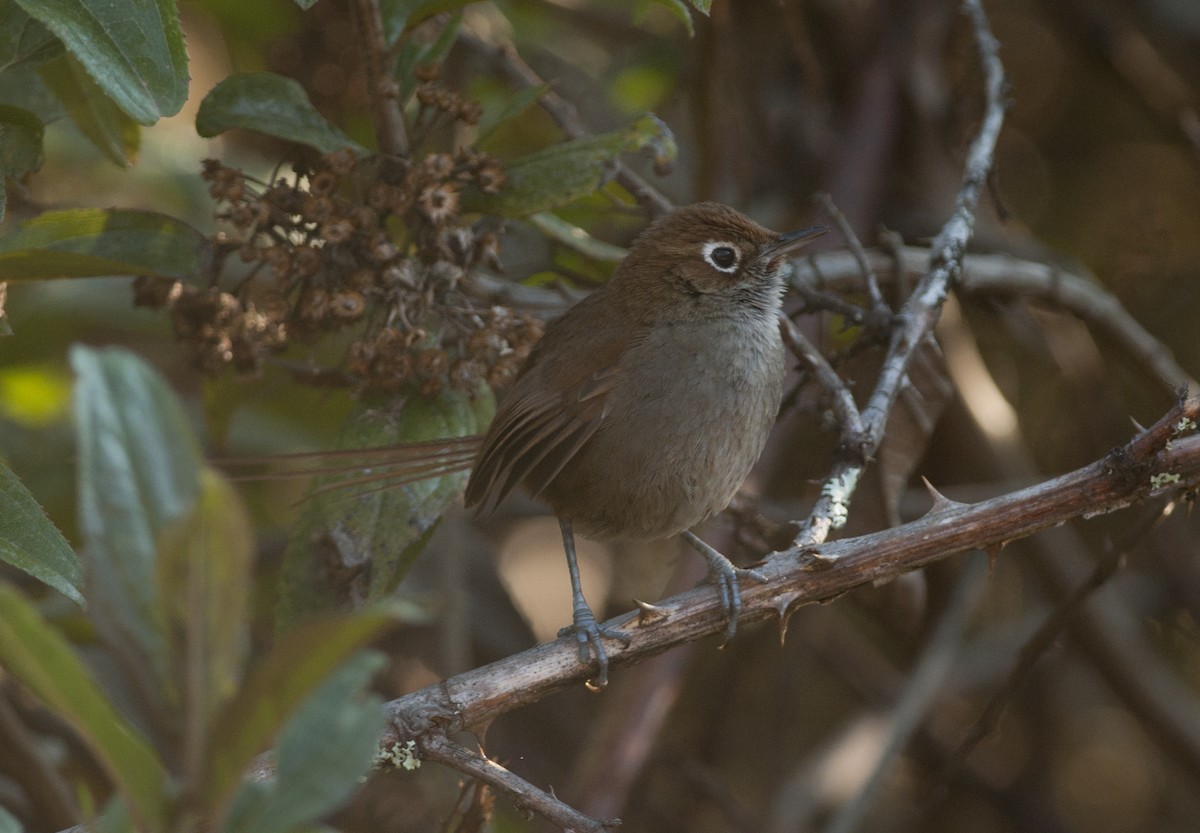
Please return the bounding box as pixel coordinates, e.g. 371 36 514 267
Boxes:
633 599 670 627
773 591 802 644
1129 415 1147 433
921 476 968 513
800 548 837 572
986 541 1006 572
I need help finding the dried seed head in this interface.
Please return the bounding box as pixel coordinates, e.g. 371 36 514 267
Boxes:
321 218 355 245
293 245 324 276
418 183 459 224
370 232 400 263
298 287 330 322
309 171 338 197
325 148 357 176
330 290 366 320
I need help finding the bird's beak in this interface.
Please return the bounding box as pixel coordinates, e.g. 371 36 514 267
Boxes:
760 225 828 260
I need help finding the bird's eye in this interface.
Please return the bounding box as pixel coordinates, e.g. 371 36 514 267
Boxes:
702 242 740 273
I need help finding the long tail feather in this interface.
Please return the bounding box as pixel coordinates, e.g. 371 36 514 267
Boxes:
217 435 482 498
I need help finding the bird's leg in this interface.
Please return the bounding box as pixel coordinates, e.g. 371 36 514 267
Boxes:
556 517 630 688
682 531 767 644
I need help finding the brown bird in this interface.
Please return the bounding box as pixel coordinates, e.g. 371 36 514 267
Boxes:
244 202 825 686
462 202 825 685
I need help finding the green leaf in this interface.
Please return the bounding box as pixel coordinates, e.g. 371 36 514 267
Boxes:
196 73 367 155
0 584 168 830
71 345 204 689
0 105 44 174
39 53 140 166
0 461 82 604
636 0 695 36
221 651 387 833
0 105 43 223
0 2 63 72
157 467 254 726
204 609 398 814
381 0 474 46
0 62 65 124
464 113 678 217
475 83 548 148
276 386 493 628
12 0 188 124
0 208 212 281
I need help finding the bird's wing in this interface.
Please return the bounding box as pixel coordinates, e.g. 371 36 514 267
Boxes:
464 306 629 514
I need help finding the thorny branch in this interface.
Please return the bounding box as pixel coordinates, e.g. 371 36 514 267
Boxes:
793 0 1009 548
380 398 1200 815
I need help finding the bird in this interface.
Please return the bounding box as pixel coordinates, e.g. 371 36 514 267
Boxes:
460 202 825 686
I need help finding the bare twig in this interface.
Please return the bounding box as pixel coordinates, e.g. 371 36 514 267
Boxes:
935 302 1200 790
793 615 1075 833
778 314 864 446
793 247 1197 393
348 0 409 157
859 0 1007 445
821 554 990 833
793 0 1009 548
418 734 619 832
814 192 887 313
935 501 1166 788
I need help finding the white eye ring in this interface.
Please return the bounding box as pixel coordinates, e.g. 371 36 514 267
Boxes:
702 241 740 273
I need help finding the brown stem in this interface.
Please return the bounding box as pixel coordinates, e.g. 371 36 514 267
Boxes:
348 0 409 157
418 734 619 832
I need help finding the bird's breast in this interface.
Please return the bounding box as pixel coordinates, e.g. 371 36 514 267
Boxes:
540 312 785 541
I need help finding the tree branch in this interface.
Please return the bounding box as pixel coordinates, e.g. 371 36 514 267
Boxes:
418 735 619 832
792 0 1009 548
381 396 1200 768
793 247 1197 392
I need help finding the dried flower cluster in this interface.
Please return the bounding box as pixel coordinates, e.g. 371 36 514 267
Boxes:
135 81 543 396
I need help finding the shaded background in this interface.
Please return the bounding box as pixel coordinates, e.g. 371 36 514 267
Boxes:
4 1 1200 831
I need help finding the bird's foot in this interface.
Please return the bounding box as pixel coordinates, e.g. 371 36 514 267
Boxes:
558 605 631 689
684 531 768 644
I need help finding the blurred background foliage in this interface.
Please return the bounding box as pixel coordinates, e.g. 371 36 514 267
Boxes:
3 0 1200 832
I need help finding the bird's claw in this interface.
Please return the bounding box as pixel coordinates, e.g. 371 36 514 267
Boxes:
710 563 768 644
558 608 631 688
